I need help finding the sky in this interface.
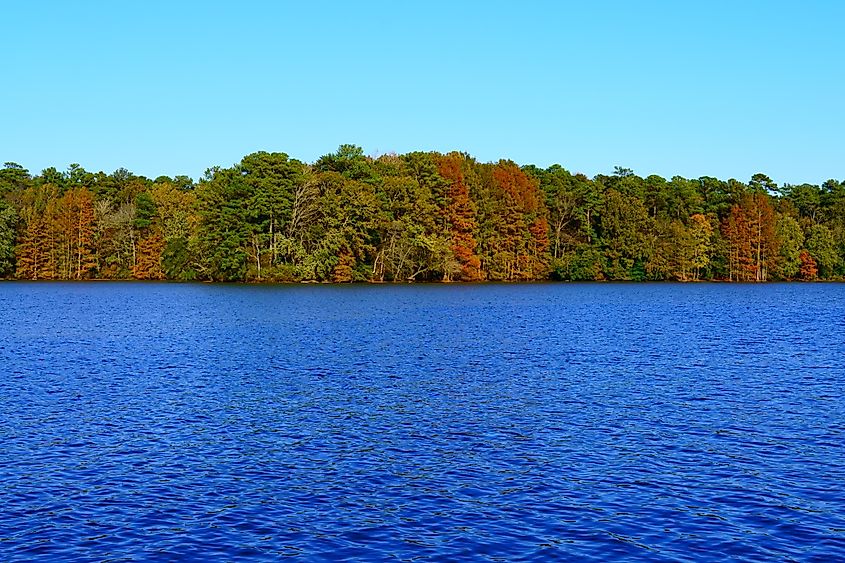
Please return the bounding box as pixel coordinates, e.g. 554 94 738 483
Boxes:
2 0 842 185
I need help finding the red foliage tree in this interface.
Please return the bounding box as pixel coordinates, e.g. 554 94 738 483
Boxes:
438 154 482 281
722 193 777 281
488 161 549 280
799 249 818 280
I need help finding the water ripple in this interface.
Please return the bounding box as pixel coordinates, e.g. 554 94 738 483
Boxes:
0 282 843 561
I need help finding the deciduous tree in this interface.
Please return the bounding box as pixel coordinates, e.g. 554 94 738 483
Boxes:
438 153 481 281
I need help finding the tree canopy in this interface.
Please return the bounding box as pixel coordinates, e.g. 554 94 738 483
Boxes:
1 151 842 282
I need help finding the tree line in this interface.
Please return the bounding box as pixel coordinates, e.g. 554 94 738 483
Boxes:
0 145 842 282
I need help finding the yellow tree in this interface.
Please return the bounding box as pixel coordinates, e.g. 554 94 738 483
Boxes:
133 234 165 279
16 184 59 280
54 187 97 279
688 213 713 280
73 188 98 278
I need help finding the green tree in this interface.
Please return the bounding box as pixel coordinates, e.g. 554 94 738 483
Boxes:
151 180 198 280
95 200 137 278
239 151 305 278
774 214 803 279
373 171 449 282
552 244 604 281
134 192 157 229
315 144 375 183
0 162 32 197
783 183 821 221
749 173 777 195
194 167 251 281
688 213 714 280
598 189 654 280
0 199 16 276
666 176 704 219
805 224 840 278
533 166 601 255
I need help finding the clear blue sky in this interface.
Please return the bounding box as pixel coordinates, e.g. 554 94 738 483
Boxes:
2 1 842 185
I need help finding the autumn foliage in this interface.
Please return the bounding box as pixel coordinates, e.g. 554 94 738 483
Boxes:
799 250 818 280
485 161 549 280
1 150 842 283
133 234 165 280
438 154 482 281
723 193 777 281
16 185 96 279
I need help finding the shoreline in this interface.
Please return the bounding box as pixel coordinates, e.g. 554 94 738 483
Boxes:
0 278 839 285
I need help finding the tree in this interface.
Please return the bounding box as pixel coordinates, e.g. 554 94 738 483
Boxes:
666 176 704 219
151 180 198 280
598 189 653 280
688 213 714 280
642 175 668 218
533 165 591 259
0 162 31 196
51 187 97 279
194 167 251 281
722 192 777 281
63 188 97 279
551 244 604 281
96 200 137 278
805 224 840 278
774 214 803 280
288 170 385 282
16 184 60 280
650 214 714 281
239 151 305 278
799 250 818 280
0 199 17 276
479 161 550 280
749 173 778 195
648 219 684 280
131 192 163 280
438 153 482 281
66 163 95 188
0 149 841 283
783 183 821 221
374 172 449 282
315 144 375 182
133 234 165 280
613 166 634 178
722 208 753 281
696 176 732 218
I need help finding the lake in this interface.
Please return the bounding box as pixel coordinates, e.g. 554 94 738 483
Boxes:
1 282 843 561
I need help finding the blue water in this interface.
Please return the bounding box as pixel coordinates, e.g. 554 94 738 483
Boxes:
1 282 843 561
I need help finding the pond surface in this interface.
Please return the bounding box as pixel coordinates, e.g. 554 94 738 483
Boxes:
1 282 844 561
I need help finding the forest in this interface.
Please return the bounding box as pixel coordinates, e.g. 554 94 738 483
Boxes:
0 145 842 283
